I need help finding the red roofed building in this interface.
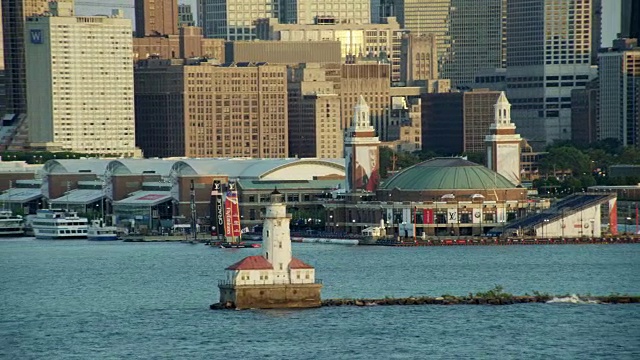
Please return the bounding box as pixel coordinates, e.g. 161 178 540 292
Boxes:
217 189 322 309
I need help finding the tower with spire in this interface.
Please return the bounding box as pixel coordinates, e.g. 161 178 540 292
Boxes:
216 188 321 310
344 95 381 193
485 92 522 185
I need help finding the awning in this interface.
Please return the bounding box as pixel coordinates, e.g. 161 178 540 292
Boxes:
50 189 104 205
0 188 42 203
114 191 172 207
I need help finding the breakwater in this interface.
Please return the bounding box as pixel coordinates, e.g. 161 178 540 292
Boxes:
372 236 640 247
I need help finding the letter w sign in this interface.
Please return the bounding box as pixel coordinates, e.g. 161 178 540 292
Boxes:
30 30 43 44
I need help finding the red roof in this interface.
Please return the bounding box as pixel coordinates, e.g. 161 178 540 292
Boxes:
226 256 273 270
289 257 314 269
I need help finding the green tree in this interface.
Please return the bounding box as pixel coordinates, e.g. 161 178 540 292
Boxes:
539 146 591 176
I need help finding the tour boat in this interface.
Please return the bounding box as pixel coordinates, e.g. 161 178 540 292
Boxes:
0 210 24 236
219 242 261 249
87 219 119 241
32 209 89 239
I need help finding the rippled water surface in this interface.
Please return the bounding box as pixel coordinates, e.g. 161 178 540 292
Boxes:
1 239 639 359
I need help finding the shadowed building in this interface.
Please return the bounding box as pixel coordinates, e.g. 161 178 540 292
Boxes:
224 41 341 65
135 0 178 37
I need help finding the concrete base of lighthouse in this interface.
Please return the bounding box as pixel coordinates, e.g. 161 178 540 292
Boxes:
216 283 323 310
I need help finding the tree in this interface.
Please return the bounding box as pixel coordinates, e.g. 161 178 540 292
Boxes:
539 146 591 176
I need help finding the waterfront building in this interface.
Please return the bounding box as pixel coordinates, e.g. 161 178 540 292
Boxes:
134 59 288 158
256 16 405 82
218 189 321 310
178 4 195 27
25 8 141 157
287 64 342 159
421 89 503 155
344 96 381 193
485 92 522 186
198 0 278 40
597 39 640 146
135 0 178 37
505 0 594 148
279 0 370 25
224 41 341 65
1 0 49 117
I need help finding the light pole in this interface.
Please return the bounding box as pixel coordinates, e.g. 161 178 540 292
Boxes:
590 219 595 238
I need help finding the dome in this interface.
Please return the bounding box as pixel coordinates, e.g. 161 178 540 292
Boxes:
381 158 515 191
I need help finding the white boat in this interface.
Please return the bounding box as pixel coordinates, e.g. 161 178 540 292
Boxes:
32 209 89 240
0 210 24 236
87 219 119 241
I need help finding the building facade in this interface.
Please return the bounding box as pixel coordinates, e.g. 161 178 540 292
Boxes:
400 33 438 86
598 39 640 146
25 12 140 156
178 3 196 27
506 0 593 148
256 16 404 82
224 40 341 64
132 26 225 61
279 0 370 25
134 0 178 37
1 0 49 116
135 59 288 158
422 89 502 155
198 0 278 40
571 79 598 145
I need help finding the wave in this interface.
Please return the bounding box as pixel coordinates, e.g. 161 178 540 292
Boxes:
546 294 600 304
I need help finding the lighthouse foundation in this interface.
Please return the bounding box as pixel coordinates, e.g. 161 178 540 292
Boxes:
218 283 323 310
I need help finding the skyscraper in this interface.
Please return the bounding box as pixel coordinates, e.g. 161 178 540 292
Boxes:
279 0 371 25
134 0 178 37
1 0 49 115
178 4 196 27
598 39 640 146
622 0 640 40
25 10 140 156
506 0 593 147
199 0 278 40
387 0 506 87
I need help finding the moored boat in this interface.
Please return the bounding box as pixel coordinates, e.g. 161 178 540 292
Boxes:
0 210 24 236
32 209 89 240
87 219 119 241
219 242 261 249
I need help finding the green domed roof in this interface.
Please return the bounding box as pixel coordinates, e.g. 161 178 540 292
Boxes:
381 158 516 190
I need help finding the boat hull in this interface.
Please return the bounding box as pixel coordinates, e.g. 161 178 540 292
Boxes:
87 235 119 241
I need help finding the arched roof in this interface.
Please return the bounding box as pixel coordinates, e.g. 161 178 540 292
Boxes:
106 159 178 175
381 158 515 191
170 158 345 179
42 159 113 175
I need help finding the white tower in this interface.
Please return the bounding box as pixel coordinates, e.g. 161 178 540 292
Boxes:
485 92 522 185
262 189 292 282
344 95 381 193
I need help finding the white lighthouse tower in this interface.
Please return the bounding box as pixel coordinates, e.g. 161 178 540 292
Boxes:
485 92 522 186
344 95 381 193
216 189 322 309
262 188 292 282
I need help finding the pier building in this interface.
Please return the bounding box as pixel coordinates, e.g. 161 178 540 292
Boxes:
218 189 322 309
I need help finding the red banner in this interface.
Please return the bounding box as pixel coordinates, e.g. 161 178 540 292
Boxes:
423 209 434 224
224 190 241 238
609 198 618 235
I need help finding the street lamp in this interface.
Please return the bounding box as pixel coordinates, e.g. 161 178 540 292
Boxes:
590 219 595 238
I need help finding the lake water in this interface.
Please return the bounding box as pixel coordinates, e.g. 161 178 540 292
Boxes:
1 239 639 359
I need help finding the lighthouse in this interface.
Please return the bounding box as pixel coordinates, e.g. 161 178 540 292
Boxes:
344 95 381 193
485 92 522 186
216 189 322 310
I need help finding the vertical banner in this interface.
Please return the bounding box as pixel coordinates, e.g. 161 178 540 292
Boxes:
609 198 618 235
423 209 434 224
447 208 458 224
472 208 482 224
211 180 224 236
224 182 241 238
386 208 393 225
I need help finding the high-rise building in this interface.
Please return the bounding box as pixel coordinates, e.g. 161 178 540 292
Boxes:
622 0 640 40
1 0 49 116
178 4 196 27
400 33 438 86
25 10 141 156
257 17 404 82
422 89 503 155
598 39 640 146
385 0 506 87
199 0 278 40
0 5 5 117
340 63 391 132
132 26 225 61
571 79 598 145
279 0 371 25
506 0 593 148
135 0 178 37
135 59 288 158
287 64 342 159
